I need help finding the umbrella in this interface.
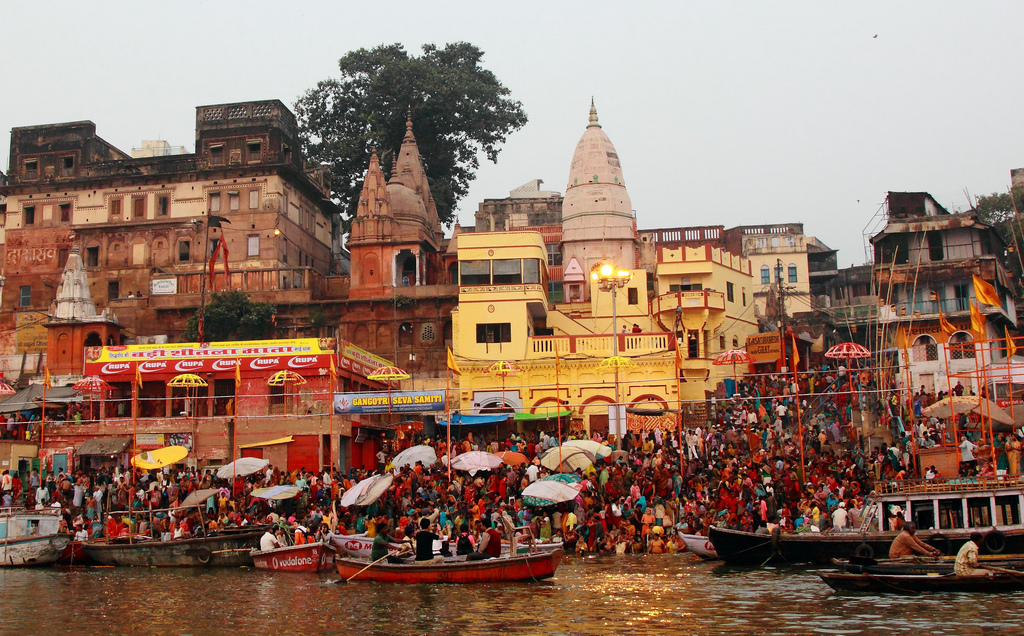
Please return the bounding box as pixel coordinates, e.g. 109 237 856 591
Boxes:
340 474 376 508
608 449 629 462
598 355 636 370
487 361 523 410
539 447 593 472
494 451 528 467
540 473 582 485
367 366 410 414
216 457 270 479
355 473 394 507
251 485 301 500
824 342 871 360
450 450 504 474
179 488 219 509
267 369 307 386
392 445 437 470
131 445 189 470
713 350 753 396
167 373 208 388
0 382 14 396
72 376 112 394
522 480 582 505
562 439 612 459
921 396 1014 426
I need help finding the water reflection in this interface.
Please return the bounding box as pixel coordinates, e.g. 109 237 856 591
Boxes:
0 555 1022 634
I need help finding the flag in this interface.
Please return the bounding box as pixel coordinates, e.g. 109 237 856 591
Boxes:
974 275 1001 307
895 327 909 350
938 309 956 340
235 358 242 388
791 333 800 368
970 301 986 338
446 348 462 376
43 367 51 389
675 343 683 370
1007 326 1018 359
329 355 337 383
135 363 143 389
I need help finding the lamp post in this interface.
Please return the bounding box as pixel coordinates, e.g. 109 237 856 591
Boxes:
591 264 632 449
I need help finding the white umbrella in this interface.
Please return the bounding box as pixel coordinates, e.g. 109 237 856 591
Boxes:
179 488 219 509
539 447 594 472
522 480 583 504
392 445 437 470
216 457 270 480
340 475 376 508
355 473 394 507
450 450 504 475
562 439 612 459
251 485 301 500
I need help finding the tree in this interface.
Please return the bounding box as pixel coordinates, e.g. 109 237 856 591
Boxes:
974 187 1024 301
183 290 276 342
295 42 528 233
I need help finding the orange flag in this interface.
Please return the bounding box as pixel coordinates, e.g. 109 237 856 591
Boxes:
791 332 800 368
973 275 1001 307
135 364 143 389
447 348 462 376
895 326 909 350
1007 326 1018 359
970 301 986 338
938 309 956 340
43 367 52 389
235 358 242 388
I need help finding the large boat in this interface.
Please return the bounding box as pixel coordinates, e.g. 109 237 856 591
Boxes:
335 549 564 584
251 540 334 573
710 476 1024 566
81 527 263 567
819 570 1024 593
678 532 718 560
331 532 563 559
0 508 70 567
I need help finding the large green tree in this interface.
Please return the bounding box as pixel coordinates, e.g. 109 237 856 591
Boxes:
294 42 528 233
183 290 276 342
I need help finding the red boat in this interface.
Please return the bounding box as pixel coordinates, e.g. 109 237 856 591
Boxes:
251 541 333 573
335 549 564 584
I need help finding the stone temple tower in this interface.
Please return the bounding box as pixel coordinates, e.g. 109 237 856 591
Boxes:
560 100 638 299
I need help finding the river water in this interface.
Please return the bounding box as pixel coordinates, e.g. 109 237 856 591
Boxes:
2 555 1021 635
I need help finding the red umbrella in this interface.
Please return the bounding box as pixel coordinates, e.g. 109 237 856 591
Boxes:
825 342 872 439
713 349 753 397
0 382 15 396
73 376 112 422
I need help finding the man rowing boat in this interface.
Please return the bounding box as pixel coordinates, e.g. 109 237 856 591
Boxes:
888 523 942 559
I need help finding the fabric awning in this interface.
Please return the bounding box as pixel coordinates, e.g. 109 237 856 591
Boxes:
514 409 572 421
0 385 80 413
438 413 509 427
238 436 293 449
76 437 131 456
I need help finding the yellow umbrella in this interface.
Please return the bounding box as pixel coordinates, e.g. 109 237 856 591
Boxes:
132 445 189 469
487 361 523 411
599 355 636 370
367 366 410 414
167 373 208 388
267 369 307 386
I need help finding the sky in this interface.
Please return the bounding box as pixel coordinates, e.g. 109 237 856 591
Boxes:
3 1 1023 268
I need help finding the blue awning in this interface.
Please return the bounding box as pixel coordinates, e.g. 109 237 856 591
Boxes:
438 413 510 427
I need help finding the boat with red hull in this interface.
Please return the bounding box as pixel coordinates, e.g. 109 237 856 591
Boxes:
335 549 564 583
251 541 333 573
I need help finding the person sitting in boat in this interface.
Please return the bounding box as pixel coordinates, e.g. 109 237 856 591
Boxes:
954 532 984 576
466 522 503 561
371 519 406 564
414 517 444 564
259 527 282 553
888 523 942 559
455 522 475 556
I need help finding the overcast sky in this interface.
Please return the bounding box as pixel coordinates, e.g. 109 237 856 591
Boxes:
3 1 1023 267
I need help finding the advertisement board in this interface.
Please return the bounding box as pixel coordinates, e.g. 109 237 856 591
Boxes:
745 332 781 363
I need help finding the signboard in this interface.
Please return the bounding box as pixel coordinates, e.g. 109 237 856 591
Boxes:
339 340 394 379
83 338 334 381
746 332 781 363
136 433 166 449
150 278 177 295
168 433 192 450
334 391 445 414
15 311 48 354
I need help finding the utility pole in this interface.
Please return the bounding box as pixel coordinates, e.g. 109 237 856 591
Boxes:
776 258 789 373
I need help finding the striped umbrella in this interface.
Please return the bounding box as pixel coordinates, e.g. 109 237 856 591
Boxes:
487 361 523 412
267 369 307 386
713 349 753 397
0 382 15 396
367 366 410 414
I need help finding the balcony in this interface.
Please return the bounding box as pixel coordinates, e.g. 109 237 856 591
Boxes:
528 332 673 359
653 290 726 316
148 266 325 309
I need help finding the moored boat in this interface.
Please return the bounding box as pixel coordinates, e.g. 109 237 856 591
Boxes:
678 532 718 560
0 508 71 567
251 540 333 573
81 528 263 567
335 549 564 584
819 570 1024 593
834 554 1024 575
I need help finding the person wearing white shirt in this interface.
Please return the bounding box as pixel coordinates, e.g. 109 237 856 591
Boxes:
832 502 848 531
526 463 539 482
959 436 979 470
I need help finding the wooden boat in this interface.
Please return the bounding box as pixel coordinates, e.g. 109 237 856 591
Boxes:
335 549 564 584
711 476 1024 566
251 540 333 573
81 528 262 567
819 570 1024 593
0 508 71 567
678 532 719 560
57 540 89 565
331 532 563 559
834 554 1024 575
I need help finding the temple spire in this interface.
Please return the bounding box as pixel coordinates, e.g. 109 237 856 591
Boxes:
587 98 601 128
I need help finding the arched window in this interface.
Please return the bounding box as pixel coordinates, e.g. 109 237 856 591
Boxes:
913 334 938 362
949 331 975 360
760 265 770 285
788 264 798 283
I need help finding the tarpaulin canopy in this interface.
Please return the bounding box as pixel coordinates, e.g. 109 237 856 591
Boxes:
513 410 572 421
251 485 301 500
76 437 131 456
238 436 293 449
179 488 219 509
0 385 80 413
216 457 270 479
438 413 510 427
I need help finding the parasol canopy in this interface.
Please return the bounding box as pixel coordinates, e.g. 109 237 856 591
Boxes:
251 485 301 501
340 473 394 508
0 382 15 396
493 451 528 467
367 366 410 385
450 450 504 474
487 361 524 377
131 445 188 470
179 488 219 509
167 373 208 388
599 355 636 370
921 395 1014 426
392 445 437 470
267 370 307 386
824 342 871 359
522 480 583 505
539 447 593 472
713 350 753 366
216 457 270 479
562 439 612 459
72 376 112 394
540 473 582 485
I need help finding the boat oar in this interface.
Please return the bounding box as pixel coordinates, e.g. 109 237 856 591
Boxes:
979 564 1024 576
341 545 410 584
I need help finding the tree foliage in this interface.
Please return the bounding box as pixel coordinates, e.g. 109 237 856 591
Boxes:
974 187 1024 298
183 290 276 342
294 42 528 233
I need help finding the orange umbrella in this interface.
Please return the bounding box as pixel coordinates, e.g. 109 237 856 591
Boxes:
494 451 528 467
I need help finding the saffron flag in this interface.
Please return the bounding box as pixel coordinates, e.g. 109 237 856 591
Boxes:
791 333 800 368
970 301 986 338
235 358 242 388
1007 326 1018 359
974 275 1001 307
135 363 143 389
447 348 462 376
329 355 337 382
938 309 956 340
43 367 51 389
895 327 909 350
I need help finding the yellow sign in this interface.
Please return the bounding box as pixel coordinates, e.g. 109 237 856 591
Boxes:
746 332 781 363
15 312 48 354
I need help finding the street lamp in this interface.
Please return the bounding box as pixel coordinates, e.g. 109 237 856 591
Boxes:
591 264 632 449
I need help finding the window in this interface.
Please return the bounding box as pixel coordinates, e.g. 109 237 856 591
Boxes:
719 335 726 350
209 193 221 213
953 282 969 311
247 235 259 257
523 259 540 284
209 238 220 258
132 196 145 219
771 237 780 248
910 499 935 530
733 336 739 348
249 190 259 210
742 289 747 306
247 140 262 162
110 198 122 218
628 287 639 305
157 196 169 216
756 237 766 249
19 286 30 308
760 265 770 284
938 499 964 530
548 281 564 303
996 495 1020 525
546 244 562 267
927 231 944 261
108 281 120 300
460 260 490 286
788 264 797 283
85 246 99 268
178 241 191 262
229 192 239 211
476 323 512 344
210 145 224 165
59 203 71 223
726 282 735 303
23 206 34 225
492 259 522 285
967 497 991 528
24 159 38 180
61 156 74 177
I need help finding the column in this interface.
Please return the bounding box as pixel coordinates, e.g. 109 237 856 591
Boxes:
415 251 421 286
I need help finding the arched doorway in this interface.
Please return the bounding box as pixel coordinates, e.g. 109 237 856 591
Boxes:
396 250 417 286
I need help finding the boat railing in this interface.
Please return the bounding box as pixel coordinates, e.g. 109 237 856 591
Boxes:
875 475 1024 495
